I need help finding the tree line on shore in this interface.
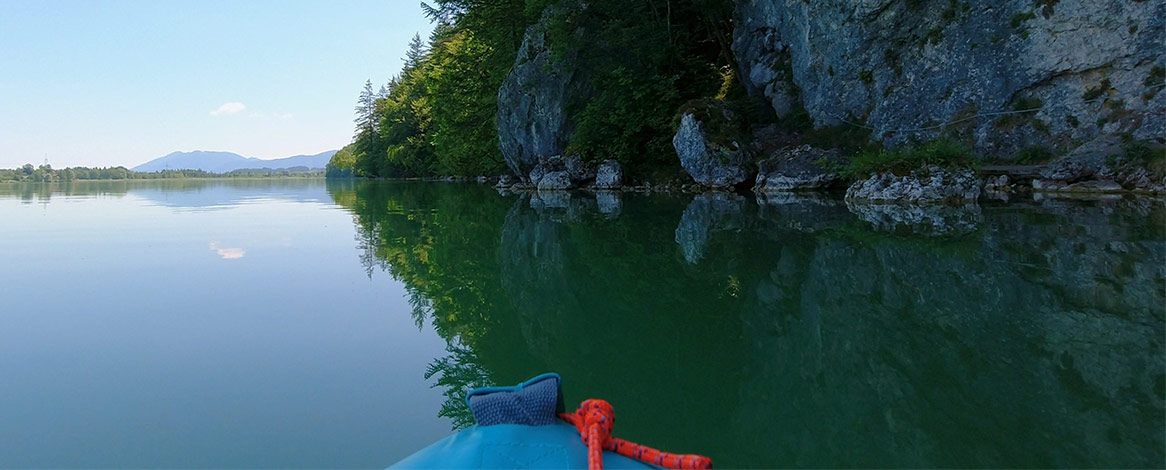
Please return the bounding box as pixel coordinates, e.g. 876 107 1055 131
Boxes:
327 0 736 180
0 164 324 183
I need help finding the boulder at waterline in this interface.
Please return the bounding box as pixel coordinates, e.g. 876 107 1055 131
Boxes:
754 145 845 192
846 166 981 204
673 113 753 188
537 171 574 190
594 160 623 189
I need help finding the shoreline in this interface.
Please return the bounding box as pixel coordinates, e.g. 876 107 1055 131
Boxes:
340 174 1166 201
0 175 327 184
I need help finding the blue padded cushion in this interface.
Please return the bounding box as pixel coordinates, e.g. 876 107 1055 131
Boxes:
389 422 656 469
466 373 564 426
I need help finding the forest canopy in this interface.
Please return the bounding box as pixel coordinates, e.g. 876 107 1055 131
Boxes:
328 0 737 180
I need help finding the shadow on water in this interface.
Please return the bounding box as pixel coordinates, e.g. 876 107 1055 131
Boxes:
328 180 1165 468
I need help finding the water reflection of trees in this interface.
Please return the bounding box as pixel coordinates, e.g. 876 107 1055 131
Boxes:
0 181 133 202
327 181 516 427
328 180 1165 468
0 179 332 207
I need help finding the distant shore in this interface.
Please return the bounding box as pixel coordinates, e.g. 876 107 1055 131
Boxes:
0 164 324 183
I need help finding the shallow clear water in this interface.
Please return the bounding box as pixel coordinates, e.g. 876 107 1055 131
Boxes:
1 179 1163 468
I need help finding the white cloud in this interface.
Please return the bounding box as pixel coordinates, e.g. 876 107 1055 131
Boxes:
210 102 247 117
209 241 246 260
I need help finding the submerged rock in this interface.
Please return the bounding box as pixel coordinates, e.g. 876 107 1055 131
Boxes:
753 145 844 192
846 166 981 204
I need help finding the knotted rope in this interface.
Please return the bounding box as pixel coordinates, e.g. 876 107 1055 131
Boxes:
559 399 713 470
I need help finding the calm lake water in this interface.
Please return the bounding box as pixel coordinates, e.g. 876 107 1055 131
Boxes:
1 179 1162 468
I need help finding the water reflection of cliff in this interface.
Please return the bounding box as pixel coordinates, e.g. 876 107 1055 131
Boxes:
329 180 1165 468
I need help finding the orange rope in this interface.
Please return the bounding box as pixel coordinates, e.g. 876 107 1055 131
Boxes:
559 399 713 470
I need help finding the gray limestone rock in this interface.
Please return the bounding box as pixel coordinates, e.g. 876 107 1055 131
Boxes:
1036 136 1164 193
733 0 1165 156
496 174 517 188
528 165 548 187
754 145 844 192
1032 179 1068 192
564 155 595 184
497 4 590 179
1062 180 1125 193
846 166 982 204
537 170 574 190
985 175 1010 188
1035 178 1124 193
594 160 623 189
673 113 753 188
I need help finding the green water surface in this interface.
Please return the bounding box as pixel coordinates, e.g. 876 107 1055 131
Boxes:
0 179 1162 468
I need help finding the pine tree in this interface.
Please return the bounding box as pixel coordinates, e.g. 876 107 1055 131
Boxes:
354 79 378 135
404 33 428 71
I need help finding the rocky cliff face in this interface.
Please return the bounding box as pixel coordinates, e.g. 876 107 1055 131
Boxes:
497 6 590 179
734 0 1165 157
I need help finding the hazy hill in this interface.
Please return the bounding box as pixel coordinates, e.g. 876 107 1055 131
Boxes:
132 150 338 173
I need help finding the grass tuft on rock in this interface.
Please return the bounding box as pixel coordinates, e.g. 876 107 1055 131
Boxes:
674 98 750 149
1010 11 1036 28
1110 139 1166 175
841 139 975 180
1014 145 1055 163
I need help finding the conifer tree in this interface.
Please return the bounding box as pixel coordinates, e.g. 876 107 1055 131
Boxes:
354 79 378 135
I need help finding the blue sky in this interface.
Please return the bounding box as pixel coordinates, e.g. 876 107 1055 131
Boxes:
0 0 433 168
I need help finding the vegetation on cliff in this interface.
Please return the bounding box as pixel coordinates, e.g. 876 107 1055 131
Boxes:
329 0 1164 190
329 0 737 180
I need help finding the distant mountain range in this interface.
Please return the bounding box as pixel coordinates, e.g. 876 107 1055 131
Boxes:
132 150 338 173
